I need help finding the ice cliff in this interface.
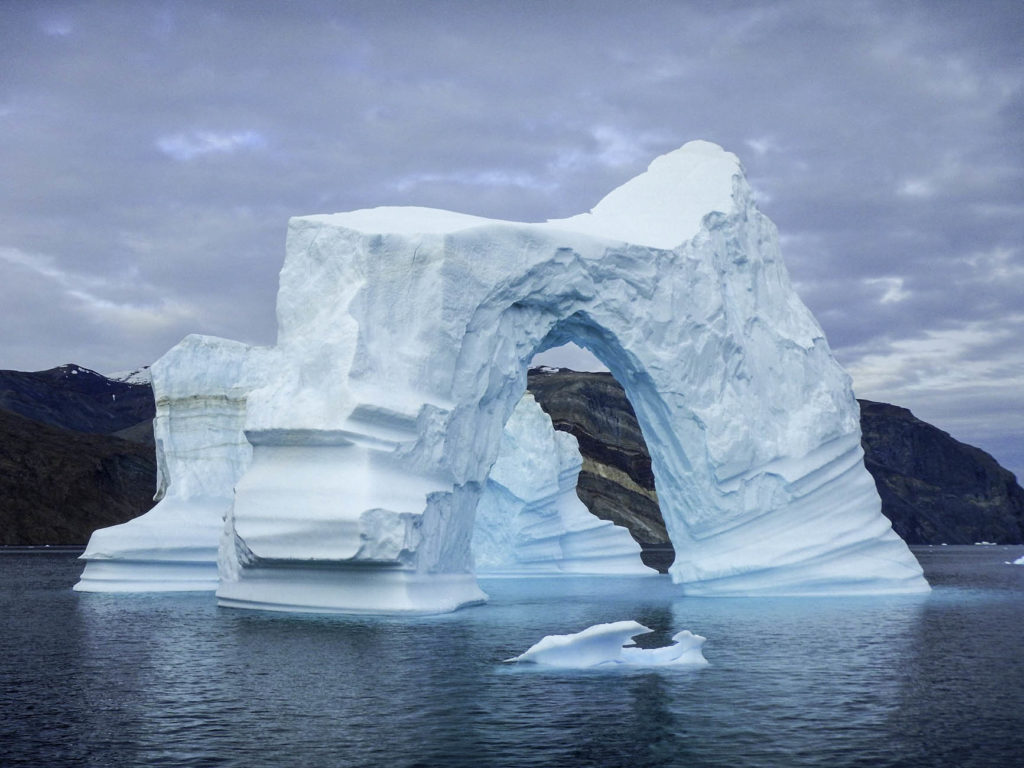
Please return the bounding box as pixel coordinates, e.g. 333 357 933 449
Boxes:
76 140 929 611
76 336 267 591
472 394 653 575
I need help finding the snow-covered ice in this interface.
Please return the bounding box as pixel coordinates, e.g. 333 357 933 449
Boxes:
76 140 929 610
472 394 654 575
106 365 153 385
506 620 709 668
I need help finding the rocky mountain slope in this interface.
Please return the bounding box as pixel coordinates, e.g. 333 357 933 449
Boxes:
527 369 1023 546
0 406 157 545
0 364 154 435
0 365 157 545
526 369 666 544
859 400 1024 544
3 364 1021 547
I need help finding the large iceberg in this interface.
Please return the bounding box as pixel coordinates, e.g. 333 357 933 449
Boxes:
76 140 929 611
472 393 653 575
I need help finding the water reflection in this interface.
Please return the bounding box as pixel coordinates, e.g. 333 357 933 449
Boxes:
6 550 1023 767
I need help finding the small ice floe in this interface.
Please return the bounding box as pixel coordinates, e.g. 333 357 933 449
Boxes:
1006 555 1024 566
505 620 708 668
975 541 997 546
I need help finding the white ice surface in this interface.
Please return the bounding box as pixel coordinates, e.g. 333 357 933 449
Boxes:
472 394 654 575
1010 555 1024 565
507 620 709 668
76 336 270 592
310 141 737 250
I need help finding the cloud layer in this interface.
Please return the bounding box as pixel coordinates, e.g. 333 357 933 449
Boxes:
2 0 1021 478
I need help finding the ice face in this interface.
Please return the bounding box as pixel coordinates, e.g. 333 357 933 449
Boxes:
76 140 929 610
506 620 709 668
471 394 654 575
75 335 270 592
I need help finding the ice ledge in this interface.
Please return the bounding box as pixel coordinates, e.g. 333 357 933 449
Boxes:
216 567 487 615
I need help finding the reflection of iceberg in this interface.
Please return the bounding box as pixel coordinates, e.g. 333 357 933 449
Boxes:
506 620 708 668
472 395 654 575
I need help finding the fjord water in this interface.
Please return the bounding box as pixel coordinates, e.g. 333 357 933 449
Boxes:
2 547 1022 767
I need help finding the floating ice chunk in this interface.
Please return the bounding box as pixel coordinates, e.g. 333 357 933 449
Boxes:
506 620 708 668
1008 555 1024 565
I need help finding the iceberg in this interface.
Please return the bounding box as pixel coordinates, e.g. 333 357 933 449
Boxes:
506 620 709 668
471 394 654 575
77 140 929 611
75 336 268 591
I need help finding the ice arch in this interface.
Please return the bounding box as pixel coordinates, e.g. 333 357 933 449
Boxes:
77 141 928 610
471 393 653 575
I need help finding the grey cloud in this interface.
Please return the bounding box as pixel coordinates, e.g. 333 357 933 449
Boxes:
1 0 1021 477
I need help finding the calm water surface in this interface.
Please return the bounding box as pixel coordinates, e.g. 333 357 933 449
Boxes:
2 546 1022 767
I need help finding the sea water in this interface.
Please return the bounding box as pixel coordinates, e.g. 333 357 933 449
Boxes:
2 546 1022 767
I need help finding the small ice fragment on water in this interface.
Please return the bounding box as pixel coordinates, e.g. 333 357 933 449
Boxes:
505 620 708 668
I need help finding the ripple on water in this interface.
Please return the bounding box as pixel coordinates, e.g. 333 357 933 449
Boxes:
1 547 1022 767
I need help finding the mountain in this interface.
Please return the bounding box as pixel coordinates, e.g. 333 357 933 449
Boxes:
0 407 156 545
527 369 1024 546
858 400 1024 544
3 364 1021 547
0 364 157 545
526 369 667 544
0 364 154 436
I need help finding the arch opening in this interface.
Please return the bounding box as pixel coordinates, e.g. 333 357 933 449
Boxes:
469 327 677 576
523 347 674 572
450 281 710 583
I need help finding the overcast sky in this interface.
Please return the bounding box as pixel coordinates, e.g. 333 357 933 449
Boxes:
2 0 1022 480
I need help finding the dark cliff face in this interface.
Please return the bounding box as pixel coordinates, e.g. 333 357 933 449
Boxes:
0 407 157 545
858 399 1024 544
528 369 1024 546
0 365 157 545
526 369 666 544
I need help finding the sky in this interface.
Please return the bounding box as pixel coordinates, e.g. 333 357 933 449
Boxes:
1 0 1022 480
